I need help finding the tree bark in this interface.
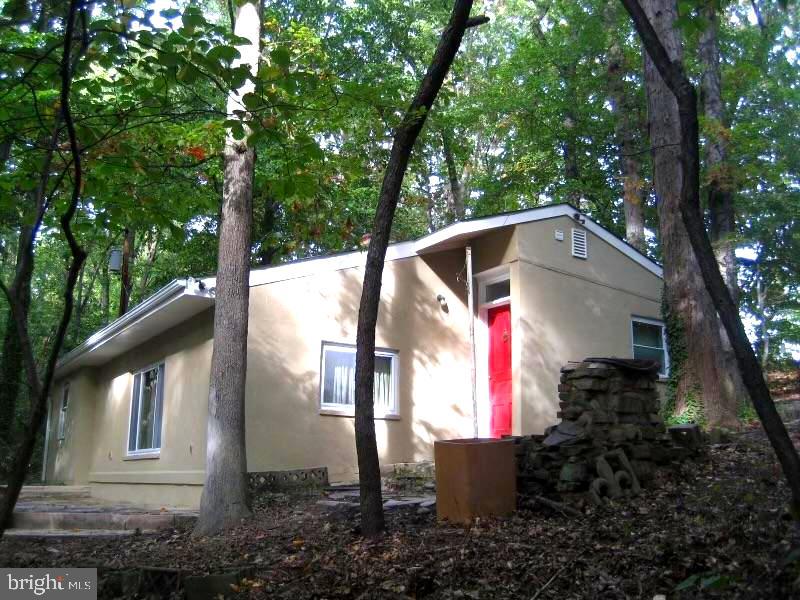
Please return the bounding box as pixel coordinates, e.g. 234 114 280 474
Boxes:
699 4 737 300
354 0 486 537
195 0 261 537
442 129 465 222
620 0 800 513
0 229 32 443
100 257 110 325
0 0 88 536
604 3 646 252
637 0 738 428
118 227 134 316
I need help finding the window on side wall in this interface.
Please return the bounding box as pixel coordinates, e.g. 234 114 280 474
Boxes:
128 363 165 455
57 384 69 440
320 343 399 418
631 318 668 377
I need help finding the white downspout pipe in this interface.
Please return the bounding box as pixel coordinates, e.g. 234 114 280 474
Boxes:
466 245 478 438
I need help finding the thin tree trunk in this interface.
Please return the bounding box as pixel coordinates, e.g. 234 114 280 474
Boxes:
135 231 159 302
195 0 261 537
442 129 465 222
699 5 737 300
354 1 487 537
0 229 32 443
605 3 646 252
256 194 279 266
620 0 800 514
0 0 88 536
100 259 110 325
118 227 134 316
638 0 738 428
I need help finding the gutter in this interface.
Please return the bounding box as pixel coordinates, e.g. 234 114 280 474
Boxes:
55 278 211 377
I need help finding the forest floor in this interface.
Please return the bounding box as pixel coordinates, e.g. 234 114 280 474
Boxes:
2 423 800 599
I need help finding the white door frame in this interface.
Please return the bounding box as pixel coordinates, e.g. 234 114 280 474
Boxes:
474 265 511 438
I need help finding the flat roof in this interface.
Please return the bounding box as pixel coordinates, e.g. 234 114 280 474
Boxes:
55 203 662 378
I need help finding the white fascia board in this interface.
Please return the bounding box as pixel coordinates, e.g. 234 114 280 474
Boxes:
54 278 214 378
201 240 419 290
413 204 663 278
413 204 573 255
578 215 663 278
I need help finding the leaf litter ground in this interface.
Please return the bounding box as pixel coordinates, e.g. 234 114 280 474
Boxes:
2 422 800 599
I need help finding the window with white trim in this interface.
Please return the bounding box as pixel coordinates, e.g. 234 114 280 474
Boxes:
571 228 588 259
57 384 69 441
631 318 668 377
128 363 165 454
320 343 399 417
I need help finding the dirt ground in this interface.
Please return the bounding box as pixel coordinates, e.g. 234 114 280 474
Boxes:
2 424 800 599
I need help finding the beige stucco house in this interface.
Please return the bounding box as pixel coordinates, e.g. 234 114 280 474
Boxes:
44 204 667 508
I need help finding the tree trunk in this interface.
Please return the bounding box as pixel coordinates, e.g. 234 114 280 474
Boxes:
0 229 32 443
442 129 465 222
620 0 800 514
118 227 134 316
0 0 88 536
354 1 487 537
639 0 738 428
256 194 279 266
561 62 582 208
195 0 261 537
699 4 737 300
100 258 110 325
604 4 646 252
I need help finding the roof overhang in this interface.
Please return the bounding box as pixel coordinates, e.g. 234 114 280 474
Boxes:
57 204 661 379
55 279 215 379
413 204 663 278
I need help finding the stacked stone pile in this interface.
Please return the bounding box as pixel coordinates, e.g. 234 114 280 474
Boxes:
517 358 694 501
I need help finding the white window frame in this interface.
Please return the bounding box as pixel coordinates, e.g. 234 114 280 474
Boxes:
126 362 165 457
477 266 512 307
319 342 400 419
571 227 588 259
630 316 669 378
57 383 69 441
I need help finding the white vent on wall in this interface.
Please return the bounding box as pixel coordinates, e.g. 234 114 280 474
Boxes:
571 228 588 259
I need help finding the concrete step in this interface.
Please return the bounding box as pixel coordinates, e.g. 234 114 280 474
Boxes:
4 528 143 539
11 510 196 532
14 485 92 500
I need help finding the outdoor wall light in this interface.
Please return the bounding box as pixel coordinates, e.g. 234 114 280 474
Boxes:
437 294 449 313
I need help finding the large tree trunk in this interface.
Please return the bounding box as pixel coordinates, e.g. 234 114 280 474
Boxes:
699 5 737 300
195 0 260 537
620 0 800 513
354 1 487 537
605 3 646 252
640 0 738 428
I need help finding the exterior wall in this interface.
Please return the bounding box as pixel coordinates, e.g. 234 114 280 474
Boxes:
244 249 477 482
44 215 664 506
48 311 214 508
513 215 664 434
45 372 97 484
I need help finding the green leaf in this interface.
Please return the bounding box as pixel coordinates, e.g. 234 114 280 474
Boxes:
270 47 291 69
208 45 240 64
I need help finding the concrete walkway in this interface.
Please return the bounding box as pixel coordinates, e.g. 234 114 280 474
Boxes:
7 486 197 538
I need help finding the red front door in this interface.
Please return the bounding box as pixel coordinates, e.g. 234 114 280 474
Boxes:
488 304 512 438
